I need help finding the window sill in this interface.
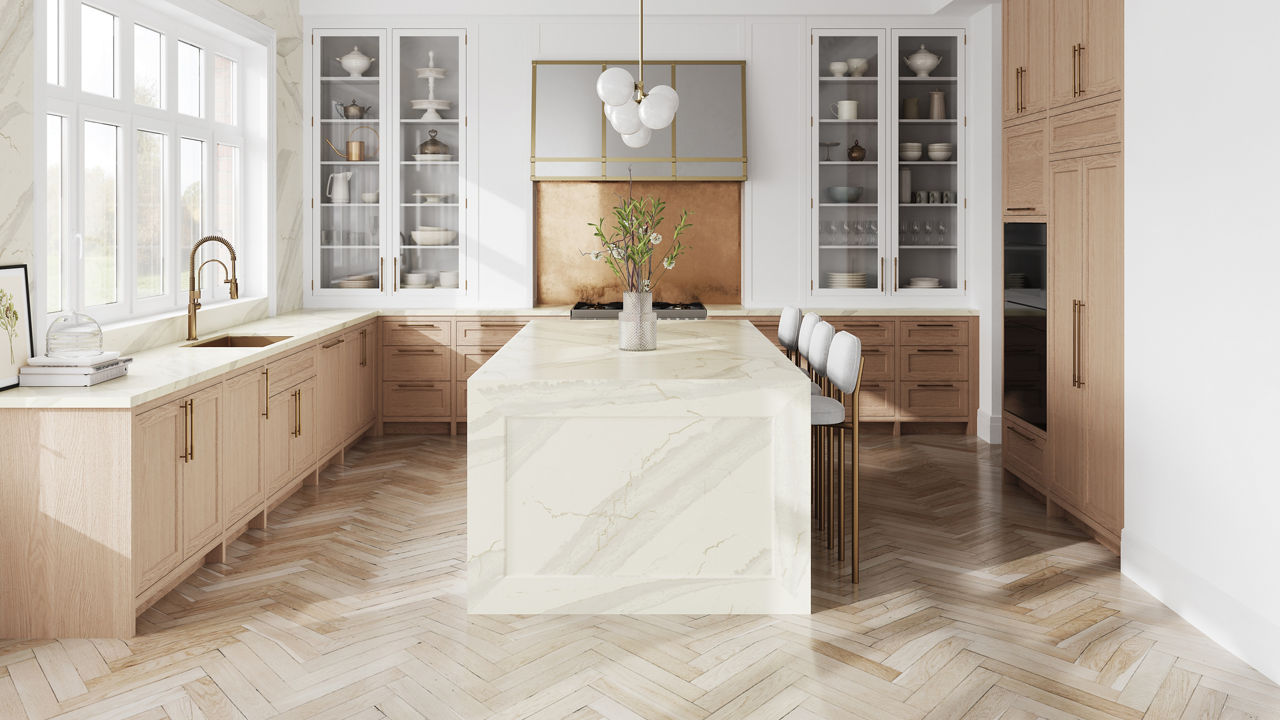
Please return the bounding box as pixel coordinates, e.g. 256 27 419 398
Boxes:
100 296 271 354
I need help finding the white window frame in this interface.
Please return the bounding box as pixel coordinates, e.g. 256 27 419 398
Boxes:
34 0 268 332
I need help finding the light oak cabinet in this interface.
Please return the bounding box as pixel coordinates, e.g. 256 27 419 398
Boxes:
1003 118 1048 216
316 335 347 456
1003 0 1050 120
1049 0 1122 109
181 387 221 556
222 369 265 526
1046 151 1123 543
133 403 184 594
344 325 377 437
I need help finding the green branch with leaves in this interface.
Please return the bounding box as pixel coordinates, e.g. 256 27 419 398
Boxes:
583 180 692 294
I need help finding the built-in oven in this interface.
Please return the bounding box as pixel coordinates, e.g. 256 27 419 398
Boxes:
1003 223 1047 431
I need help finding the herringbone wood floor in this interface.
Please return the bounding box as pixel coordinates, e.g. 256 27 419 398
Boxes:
2 433 1278 720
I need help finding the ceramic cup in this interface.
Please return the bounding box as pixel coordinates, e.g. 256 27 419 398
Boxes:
928 191 941 204
830 100 859 120
912 190 927 204
828 61 849 77
361 191 378 203
846 58 869 77
941 190 955 203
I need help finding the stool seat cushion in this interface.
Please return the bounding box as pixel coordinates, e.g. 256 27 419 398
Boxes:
811 396 845 425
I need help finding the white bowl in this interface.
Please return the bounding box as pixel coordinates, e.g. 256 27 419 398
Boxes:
438 270 460 289
360 192 378 203
410 228 458 246
927 143 953 150
901 150 923 161
900 142 922 148
928 149 953 161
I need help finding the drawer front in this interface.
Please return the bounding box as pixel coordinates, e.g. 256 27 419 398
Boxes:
831 319 894 346
266 347 316 395
457 348 499 381
382 381 452 419
1049 100 1122 155
382 346 451 382
855 382 895 419
382 318 452 346
900 346 969 382
456 320 528 346
899 320 968 346
859 346 895 382
456 382 467 418
1003 419 1046 483
900 382 969 418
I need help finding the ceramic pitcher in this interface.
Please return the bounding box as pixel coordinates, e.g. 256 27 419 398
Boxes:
326 171 353 204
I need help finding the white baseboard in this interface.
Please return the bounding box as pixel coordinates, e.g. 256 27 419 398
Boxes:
1122 529 1280 685
977 410 1001 444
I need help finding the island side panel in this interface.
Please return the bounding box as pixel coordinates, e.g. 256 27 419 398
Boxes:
468 376 810 614
0 408 135 637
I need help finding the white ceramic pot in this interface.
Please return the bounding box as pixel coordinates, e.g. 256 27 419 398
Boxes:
337 46 374 77
846 58 869 77
828 61 849 77
903 45 942 77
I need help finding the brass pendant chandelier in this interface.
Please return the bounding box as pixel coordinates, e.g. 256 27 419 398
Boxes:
594 0 679 148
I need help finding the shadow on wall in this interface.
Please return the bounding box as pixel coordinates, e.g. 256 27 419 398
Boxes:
535 181 742 305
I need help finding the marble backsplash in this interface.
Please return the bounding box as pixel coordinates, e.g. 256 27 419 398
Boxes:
0 0 304 342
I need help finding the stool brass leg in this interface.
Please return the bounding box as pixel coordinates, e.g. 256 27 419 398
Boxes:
838 425 846 562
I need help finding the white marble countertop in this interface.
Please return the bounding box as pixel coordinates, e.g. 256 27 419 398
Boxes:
0 310 378 410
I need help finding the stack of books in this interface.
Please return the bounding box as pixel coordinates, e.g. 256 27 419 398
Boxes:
19 352 133 387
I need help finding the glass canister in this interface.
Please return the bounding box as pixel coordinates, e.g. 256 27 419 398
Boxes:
45 312 104 358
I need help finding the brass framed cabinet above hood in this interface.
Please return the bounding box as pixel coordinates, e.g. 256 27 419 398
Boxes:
531 60 746 181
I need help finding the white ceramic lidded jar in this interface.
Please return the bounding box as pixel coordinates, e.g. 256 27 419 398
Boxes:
337 46 374 77
903 45 942 77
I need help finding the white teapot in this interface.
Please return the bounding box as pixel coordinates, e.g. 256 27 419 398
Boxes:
326 171 353 204
337 46 374 77
903 45 942 77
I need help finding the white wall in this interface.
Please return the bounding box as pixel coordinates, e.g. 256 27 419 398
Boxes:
1123 0 1280 684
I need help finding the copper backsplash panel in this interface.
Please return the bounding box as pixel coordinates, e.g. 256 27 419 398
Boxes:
535 181 742 305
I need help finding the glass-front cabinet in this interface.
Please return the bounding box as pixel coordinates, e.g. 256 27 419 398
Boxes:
810 27 964 299
308 27 468 303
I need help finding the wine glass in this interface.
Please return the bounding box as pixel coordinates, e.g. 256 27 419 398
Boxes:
852 221 865 245
823 221 837 244
937 220 948 244
910 220 922 245
841 222 853 244
868 221 878 245
923 221 934 245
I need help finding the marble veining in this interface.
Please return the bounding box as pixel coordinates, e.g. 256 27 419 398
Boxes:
468 319 811 614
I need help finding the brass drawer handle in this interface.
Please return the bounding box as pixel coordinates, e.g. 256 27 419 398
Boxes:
395 383 439 389
261 368 269 418
914 323 956 328
478 348 501 354
396 323 440 329
1005 206 1037 212
914 349 957 354
321 338 345 349
918 383 956 388
1007 425 1038 444
477 322 525 327
360 328 367 367
395 348 439 355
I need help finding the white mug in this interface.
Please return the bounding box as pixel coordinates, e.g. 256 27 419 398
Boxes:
830 100 859 120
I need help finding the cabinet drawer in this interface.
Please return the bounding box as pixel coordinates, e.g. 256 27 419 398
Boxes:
899 320 968 346
900 347 969 382
831 319 894 346
457 348 499 381
266 347 315 395
1003 419 1046 483
1049 100 1122 155
382 346 451 381
855 383 895 419
900 382 969 418
456 320 528 346
859 346 895 382
381 381 452 419
456 382 467 418
381 318 452 346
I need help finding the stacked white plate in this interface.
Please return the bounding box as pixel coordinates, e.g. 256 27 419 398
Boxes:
907 277 942 288
439 270 460 289
334 274 378 289
413 153 454 162
1005 272 1027 288
926 142 954 161
826 272 868 289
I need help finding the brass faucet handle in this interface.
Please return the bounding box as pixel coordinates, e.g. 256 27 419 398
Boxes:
227 279 240 299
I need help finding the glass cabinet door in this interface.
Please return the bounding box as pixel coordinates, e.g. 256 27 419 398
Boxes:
392 29 465 294
316 31 385 292
893 30 963 293
812 30 887 294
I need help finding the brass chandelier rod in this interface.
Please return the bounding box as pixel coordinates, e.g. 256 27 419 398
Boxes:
636 0 645 97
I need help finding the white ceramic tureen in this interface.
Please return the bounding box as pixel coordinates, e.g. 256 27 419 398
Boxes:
903 45 942 77
337 46 374 77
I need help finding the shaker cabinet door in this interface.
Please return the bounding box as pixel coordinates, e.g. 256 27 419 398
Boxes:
222 369 265 525
1047 157 1085 508
133 404 184 595
182 387 222 556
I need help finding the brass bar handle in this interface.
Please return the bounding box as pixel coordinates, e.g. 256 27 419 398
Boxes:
1021 67 1027 111
179 399 190 462
918 383 956 388
378 257 384 291
187 399 195 462
393 258 399 292
1016 67 1023 113
396 323 439 328
394 348 439 355
862 383 881 389
915 349 956 353
477 322 526 327
893 257 898 292
1077 301 1085 387
479 348 502 354
1006 206 1037 212
360 329 367 367
1071 46 1077 96
395 383 438 389
916 323 956 328
1077 44 1085 96
879 258 885 291
321 337 345 349
294 390 302 437
262 368 269 418
1007 425 1038 443
1071 299 1080 387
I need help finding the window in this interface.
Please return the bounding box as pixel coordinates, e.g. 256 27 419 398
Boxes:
39 0 253 326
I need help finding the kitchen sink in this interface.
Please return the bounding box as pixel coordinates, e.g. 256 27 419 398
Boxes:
185 335 292 348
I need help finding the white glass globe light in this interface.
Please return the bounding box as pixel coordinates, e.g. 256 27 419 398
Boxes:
621 126 652 148
596 67 635 107
638 85 678 130
608 100 643 135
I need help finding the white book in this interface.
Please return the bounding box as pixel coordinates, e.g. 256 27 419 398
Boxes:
20 358 132 375
19 364 130 387
26 351 121 367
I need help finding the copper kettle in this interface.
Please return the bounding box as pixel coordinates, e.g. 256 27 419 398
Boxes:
418 129 450 156
333 99 373 119
324 125 379 161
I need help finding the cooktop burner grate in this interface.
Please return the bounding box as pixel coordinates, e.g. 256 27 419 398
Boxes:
570 301 708 320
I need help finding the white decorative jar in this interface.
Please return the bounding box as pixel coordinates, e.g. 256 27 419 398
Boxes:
619 291 658 351
903 45 942 77
337 46 374 77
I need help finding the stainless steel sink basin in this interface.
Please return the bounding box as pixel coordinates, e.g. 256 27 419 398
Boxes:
185 334 291 348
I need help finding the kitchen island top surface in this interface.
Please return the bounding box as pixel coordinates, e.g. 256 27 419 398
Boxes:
471 318 804 384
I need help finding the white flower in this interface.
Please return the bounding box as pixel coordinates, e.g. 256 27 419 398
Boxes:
649 232 662 245
611 246 625 259
662 256 676 270
590 250 604 261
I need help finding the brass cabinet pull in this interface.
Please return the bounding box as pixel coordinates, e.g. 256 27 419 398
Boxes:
396 383 438 389
1071 299 1080 387
396 323 439 329
321 337 345 349
1006 206 1037 212
476 322 525 328
893 257 898 292
915 348 956 353
1016 67 1023 112
918 383 956 388
1071 45 1078 96
294 389 302 437
1007 425 1038 443
393 258 399 292
863 348 884 354
394 348 438 355
479 348 501 354
915 323 956 328
1076 301 1086 387
378 258 384 291
879 258 885 291
261 368 270 418
862 383 881 389
1077 44 1085 95
360 329 367 367
180 399 191 462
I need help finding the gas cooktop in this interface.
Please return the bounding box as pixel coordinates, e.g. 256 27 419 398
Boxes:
570 301 708 320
